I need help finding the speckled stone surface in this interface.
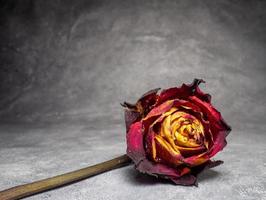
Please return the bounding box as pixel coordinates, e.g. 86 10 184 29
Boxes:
0 122 265 200
0 0 266 199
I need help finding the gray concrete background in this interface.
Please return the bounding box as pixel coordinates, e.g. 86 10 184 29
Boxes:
0 0 265 199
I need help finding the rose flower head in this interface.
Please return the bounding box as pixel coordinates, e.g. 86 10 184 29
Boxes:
122 79 231 186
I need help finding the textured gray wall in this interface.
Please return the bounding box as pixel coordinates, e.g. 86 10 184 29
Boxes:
0 0 266 131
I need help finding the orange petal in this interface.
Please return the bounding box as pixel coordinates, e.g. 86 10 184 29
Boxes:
154 134 183 166
159 114 180 152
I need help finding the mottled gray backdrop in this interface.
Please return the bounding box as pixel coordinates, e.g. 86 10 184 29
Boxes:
0 0 265 200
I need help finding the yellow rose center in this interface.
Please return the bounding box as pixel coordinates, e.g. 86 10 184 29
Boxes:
153 107 206 161
169 111 204 147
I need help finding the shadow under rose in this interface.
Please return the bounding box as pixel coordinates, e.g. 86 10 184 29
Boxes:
197 169 221 183
123 166 221 186
123 167 171 186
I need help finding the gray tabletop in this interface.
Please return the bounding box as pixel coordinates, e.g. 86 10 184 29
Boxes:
0 121 265 200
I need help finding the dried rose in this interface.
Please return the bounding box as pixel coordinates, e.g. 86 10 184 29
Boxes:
122 79 231 186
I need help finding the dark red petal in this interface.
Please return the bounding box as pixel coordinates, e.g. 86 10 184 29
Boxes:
139 87 160 100
208 130 228 158
126 122 146 164
206 160 224 168
189 96 231 135
191 160 224 176
122 88 160 131
188 96 231 158
136 159 181 177
157 79 211 105
138 87 161 116
124 109 141 133
158 87 183 104
144 100 175 120
183 79 212 103
121 101 142 133
183 152 209 167
170 174 197 186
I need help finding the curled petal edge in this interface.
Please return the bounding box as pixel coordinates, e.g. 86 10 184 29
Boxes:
122 88 160 132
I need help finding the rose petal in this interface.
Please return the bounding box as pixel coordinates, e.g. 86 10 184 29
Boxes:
122 88 160 132
183 79 212 103
176 146 206 157
124 109 141 132
206 160 224 168
170 174 197 186
157 79 211 106
139 88 161 115
136 159 180 177
189 96 231 137
154 134 183 167
188 96 231 158
126 122 146 164
208 130 228 158
191 160 224 176
183 152 209 167
136 159 190 179
135 160 197 186
142 100 176 132
144 100 175 121
145 128 157 161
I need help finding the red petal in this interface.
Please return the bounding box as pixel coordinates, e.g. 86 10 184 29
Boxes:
142 100 176 132
124 109 141 132
144 100 175 121
170 174 197 186
144 128 156 161
184 79 212 103
206 160 224 168
154 134 183 167
208 130 228 158
183 153 209 167
138 87 161 115
122 88 160 132
191 160 224 176
157 79 211 106
136 159 183 178
188 96 231 158
126 122 146 164
189 96 231 136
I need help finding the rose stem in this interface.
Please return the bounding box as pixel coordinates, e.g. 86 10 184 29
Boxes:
0 154 131 200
